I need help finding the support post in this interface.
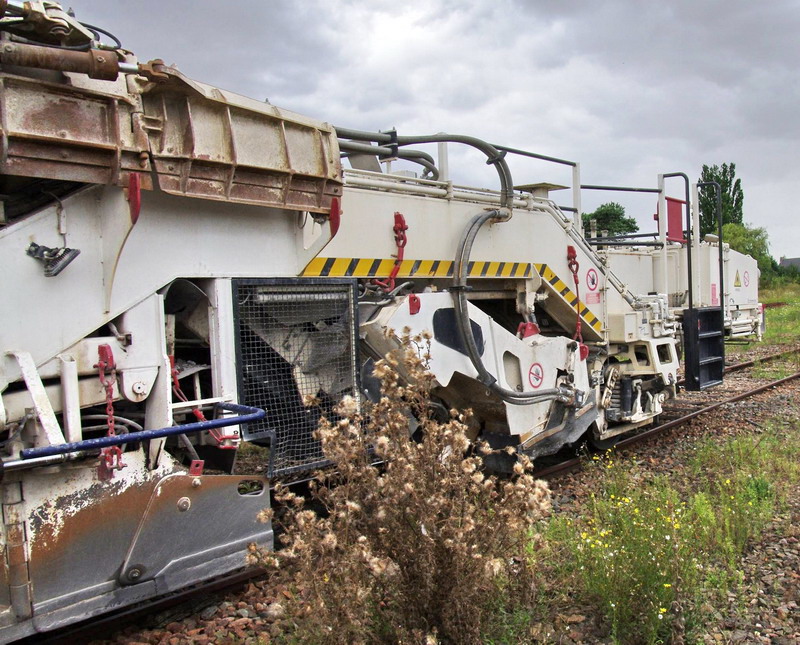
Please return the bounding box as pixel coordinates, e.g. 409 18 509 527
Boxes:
657 175 668 295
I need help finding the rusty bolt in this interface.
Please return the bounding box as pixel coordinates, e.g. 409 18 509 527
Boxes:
58 130 68 138
96 55 105 63
127 567 142 581
192 478 202 488
177 497 191 512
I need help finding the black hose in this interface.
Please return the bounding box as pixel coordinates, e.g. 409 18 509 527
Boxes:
338 140 439 180
396 133 514 211
452 211 573 405
333 127 514 209
79 22 122 50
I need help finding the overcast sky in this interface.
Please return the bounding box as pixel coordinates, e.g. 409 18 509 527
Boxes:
74 0 800 259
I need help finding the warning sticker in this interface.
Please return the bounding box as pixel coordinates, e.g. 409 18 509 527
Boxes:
586 268 599 291
586 292 601 304
743 271 750 287
734 270 741 287
528 363 544 389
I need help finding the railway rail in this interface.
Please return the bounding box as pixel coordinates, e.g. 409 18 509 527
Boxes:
534 346 800 479
21 346 800 645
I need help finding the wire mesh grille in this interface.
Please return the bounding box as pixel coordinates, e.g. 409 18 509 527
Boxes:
234 280 358 478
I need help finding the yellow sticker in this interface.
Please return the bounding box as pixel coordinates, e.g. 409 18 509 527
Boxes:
734 270 741 287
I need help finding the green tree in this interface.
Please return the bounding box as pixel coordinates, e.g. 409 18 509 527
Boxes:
722 222 775 278
582 202 639 236
698 163 744 236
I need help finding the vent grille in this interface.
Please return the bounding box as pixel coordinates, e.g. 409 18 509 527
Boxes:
233 279 358 478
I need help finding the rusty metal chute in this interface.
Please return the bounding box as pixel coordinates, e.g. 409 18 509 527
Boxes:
0 63 342 213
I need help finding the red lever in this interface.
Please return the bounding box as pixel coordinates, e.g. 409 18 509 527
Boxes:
127 173 142 225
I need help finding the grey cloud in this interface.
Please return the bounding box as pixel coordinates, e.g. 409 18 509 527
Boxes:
65 0 800 257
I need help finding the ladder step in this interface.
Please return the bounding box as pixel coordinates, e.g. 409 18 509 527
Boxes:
699 356 724 366
699 331 723 339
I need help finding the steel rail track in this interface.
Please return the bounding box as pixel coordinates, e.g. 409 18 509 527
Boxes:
534 352 800 480
675 345 800 387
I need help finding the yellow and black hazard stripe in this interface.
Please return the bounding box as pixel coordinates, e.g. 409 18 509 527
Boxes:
534 263 603 333
302 257 532 280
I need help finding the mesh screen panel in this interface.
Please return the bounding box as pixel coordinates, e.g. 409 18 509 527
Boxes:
233 280 358 478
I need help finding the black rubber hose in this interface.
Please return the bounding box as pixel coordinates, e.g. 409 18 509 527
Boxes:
333 127 514 209
338 140 439 180
452 211 573 405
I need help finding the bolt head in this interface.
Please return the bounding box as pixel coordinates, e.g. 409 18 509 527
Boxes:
177 496 191 512
128 567 141 580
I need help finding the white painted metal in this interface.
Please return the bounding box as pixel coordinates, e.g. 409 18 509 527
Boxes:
361 292 589 439
0 187 332 390
437 138 449 182
206 279 242 446
58 355 82 444
572 162 582 231
328 184 642 335
603 237 761 338
7 351 65 448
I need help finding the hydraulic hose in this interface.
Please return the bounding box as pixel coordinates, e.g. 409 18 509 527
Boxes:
334 127 515 209
338 140 439 180
453 211 574 405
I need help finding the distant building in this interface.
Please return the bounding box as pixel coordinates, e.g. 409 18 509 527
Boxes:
779 256 800 269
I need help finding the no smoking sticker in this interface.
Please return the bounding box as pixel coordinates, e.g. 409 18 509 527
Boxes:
586 268 598 291
528 363 544 389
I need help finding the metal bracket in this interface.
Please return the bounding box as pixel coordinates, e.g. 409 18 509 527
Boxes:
6 351 66 448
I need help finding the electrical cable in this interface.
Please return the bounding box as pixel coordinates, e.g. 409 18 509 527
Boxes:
78 21 122 49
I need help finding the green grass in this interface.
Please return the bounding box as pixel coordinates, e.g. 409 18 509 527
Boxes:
539 424 800 644
741 284 800 349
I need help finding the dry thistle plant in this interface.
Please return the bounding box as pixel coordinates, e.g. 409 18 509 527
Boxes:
252 329 551 644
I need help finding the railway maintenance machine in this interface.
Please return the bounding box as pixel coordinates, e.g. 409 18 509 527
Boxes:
0 3 761 640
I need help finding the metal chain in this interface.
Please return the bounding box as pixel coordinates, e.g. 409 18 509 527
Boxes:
99 364 116 437
566 246 583 344
95 344 125 474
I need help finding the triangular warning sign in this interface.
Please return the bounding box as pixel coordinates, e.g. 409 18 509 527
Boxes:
734 270 741 287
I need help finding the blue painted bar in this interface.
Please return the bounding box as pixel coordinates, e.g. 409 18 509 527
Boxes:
20 402 265 459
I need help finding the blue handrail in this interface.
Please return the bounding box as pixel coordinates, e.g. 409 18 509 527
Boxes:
20 402 265 459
